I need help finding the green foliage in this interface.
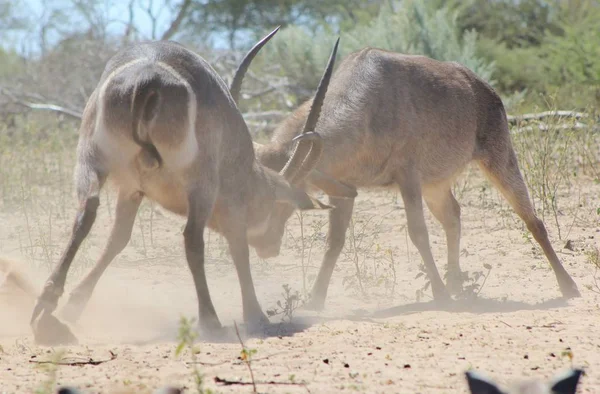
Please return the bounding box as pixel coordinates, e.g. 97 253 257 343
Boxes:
0 47 22 77
265 0 494 104
474 1 600 110
34 349 65 394
1 0 599 121
187 0 384 49
540 12 600 87
175 316 213 394
477 37 543 93
458 0 561 48
344 0 494 82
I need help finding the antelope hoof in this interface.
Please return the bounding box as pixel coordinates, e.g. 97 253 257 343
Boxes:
559 277 581 299
445 271 465 296
61 291 90 324
431 282 453 304
32 312 78 346
198 312 223 337
303 294 326 311
244 310 270 334
31 282 62 325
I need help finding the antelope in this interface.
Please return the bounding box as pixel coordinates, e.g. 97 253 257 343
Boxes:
30 28 340 337
466 369 584 394
248 47 580 308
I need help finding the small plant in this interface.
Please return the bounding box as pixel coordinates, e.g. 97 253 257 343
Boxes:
415 263 492 301
511 106 588 240
456 263 493 300
341 211 394 298
584 247 600 294
175 316 212 394
34 349 65 394
415 263 432 303
234 322 258 393
266 284 303 322
561 347 575 367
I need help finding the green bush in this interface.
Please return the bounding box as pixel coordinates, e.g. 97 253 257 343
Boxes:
476 4 600 112
265 0 495 104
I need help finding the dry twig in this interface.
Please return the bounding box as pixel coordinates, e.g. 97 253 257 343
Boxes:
29 351 117 366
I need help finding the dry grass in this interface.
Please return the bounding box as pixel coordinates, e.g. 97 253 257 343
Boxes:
0 110 599 393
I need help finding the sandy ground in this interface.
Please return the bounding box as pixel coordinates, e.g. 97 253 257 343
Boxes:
1 165 599 393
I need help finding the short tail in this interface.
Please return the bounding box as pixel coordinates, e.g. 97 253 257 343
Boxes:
131 73 163 168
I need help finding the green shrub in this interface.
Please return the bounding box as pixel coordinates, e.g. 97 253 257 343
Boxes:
265 0 495 104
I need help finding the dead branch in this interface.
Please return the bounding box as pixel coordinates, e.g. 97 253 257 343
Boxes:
13 102 82 119
214 376 307 387
185 351 287 367
160 0 193 41
507 110 589 124
0 88 82 119
510 122 599 135
29 351 117 366
185 360 228 366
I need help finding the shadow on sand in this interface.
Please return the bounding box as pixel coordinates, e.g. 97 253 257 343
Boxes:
119 296 571 345
370 295 570 319
128 311 376 345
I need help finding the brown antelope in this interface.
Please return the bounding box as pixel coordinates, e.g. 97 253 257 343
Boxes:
465 369 584 394
247 47 580 308
30 28 340 336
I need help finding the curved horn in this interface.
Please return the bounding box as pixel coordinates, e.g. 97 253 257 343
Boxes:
230 26 280 104
280 37 340 184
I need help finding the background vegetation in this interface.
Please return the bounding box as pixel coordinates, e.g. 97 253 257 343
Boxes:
0 0 598 132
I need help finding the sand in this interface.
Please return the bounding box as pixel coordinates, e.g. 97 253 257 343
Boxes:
1 166 599 393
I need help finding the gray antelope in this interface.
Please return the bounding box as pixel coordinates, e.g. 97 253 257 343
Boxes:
466 369 584 394
246 47 580 308
30 28 340 335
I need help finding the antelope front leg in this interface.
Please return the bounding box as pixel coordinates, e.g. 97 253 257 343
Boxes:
220 206 269 331
397 172 451 302
61 191 142 323
184 187 222 334
31 178 102 325
423 186 463 295
306 196 354 311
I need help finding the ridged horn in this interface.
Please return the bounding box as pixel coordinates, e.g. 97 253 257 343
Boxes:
230 26 280 104
279 37 340 184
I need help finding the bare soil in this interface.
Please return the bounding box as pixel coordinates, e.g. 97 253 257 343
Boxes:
1 165 599 393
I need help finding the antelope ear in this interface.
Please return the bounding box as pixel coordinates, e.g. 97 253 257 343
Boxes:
465 371 504 394
550 369 584 394
275 183 334 210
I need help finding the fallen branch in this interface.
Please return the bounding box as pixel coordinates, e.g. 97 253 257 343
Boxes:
29 351 117 366
214 376 306 387
0 88 83 119
3 84 596 136
507 110 589 124
510 122 599 135
185 351 287 367
14 102 82 119
185 360 228 366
